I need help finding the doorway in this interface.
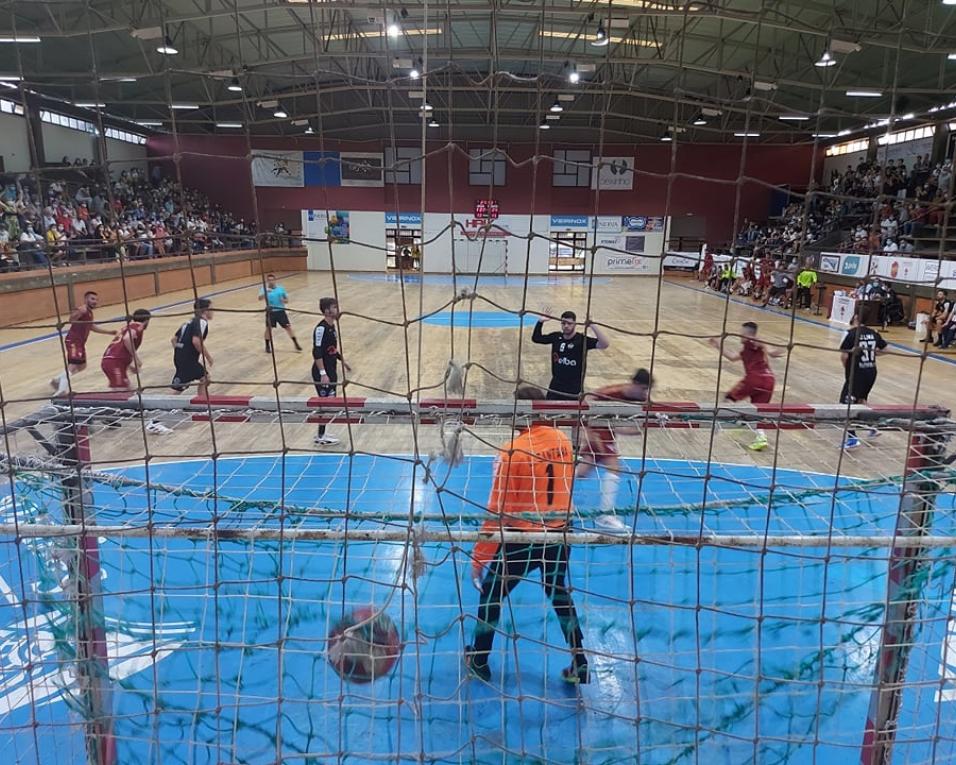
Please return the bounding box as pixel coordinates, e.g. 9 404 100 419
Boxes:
386 227 422 271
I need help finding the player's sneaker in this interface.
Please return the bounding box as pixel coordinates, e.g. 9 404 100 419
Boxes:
561 663 590 685
265 340 272 353
313 433 340 445
145 421 173 436
293 338 302 351
464 646 491 682
843 436 860 450
865 428 880 438
748 434 768 452
595 514 628 532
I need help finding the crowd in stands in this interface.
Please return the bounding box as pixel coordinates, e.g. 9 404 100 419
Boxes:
834 155 953 254
736 199 840 259
0 166 265 272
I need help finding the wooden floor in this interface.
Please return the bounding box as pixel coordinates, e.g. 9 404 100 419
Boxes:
1 271 952 476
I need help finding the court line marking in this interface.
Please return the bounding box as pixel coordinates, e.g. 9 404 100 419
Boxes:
0 272 298 353
669 278 956 367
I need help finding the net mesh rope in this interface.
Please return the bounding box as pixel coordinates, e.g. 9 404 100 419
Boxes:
1 1 956 764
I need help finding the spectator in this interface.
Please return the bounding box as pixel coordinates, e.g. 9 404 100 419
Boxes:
19 222 45 266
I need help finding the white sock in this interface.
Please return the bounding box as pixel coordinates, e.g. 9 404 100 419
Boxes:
600 472 620 514
754 428 767 441
53 372 68 393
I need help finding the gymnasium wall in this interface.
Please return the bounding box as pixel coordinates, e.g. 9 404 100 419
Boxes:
41 121 96 164
0 111 31 172
146 134 819 244
103 137 148 173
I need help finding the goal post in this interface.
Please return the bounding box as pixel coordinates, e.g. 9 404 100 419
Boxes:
1 395 954 764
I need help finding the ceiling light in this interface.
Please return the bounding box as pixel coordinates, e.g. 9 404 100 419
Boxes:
569 68 580 84
591 21 609 47
846 89 881 97
753 81 777 92
216 122 242 128
428 118 439 128
305 126 314 134
692 117 707 125
701 107 722 117
779 114 811 121
734 132 760 137
815 51 836 67
75 102 106 108
546 114 561 121
0 75 22 82
420 102 433 112
539 122 551 130
170 103 199 110
550 99 563 113
811 133 837 139
227 77 242 92
291 119 309 126
387 22 401 37
156 36 178 55
273 107 288 118
541 30 656 47
660 132 672 142
0 36 41 44
945 0 956 5
136 120 163 126
410 67 420 79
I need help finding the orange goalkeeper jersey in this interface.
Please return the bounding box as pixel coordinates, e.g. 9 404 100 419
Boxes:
472 425 574 572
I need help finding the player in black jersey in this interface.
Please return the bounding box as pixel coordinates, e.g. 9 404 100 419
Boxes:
839 312 887 450
312 297 351 445
171 298 214 397
531 305 610 399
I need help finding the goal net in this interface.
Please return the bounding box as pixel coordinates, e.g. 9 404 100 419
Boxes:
1 397 954 765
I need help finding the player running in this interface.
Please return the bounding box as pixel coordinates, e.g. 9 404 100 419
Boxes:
312 297 351 445
531 305 610 400
171 298 214 397
709 321 785 451
839 312 887 449
576 369 653 528
100 309 151 391
465 385 589 686
259 273 302 353
50 290 115 396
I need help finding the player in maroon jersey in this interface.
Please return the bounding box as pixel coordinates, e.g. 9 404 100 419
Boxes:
50 291 116 396
708 321 785 451
101 309 151 390
576 369 653 528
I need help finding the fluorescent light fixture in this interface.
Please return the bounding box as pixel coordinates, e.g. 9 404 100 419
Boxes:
945 0 956 5
541 29 656 47
846 89 881 97
170 103 199 110
136 121 163 126
0 75 21 82
753 81 777 92
273 108 288 118
408 90 426 98
949 53 956 60
900 112 915 120
75 102 106 108
550 99 563 113
546 114 561 121
815 51 836 67
323 28 440 42
227 77 242 92
428 118 439 128
156 36 178 55
258 99 278 109
291 119 309 126
557 94 575 102
0 36 41 44
215 122 242 128
779 114 811 121
701 107 722 117
811 133 836 138
734 132 760 137
0 81 17 89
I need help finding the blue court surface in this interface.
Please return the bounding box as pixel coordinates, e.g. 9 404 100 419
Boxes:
423 310 527 328
2 454 955 764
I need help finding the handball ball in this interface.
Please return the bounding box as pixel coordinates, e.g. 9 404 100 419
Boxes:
327 607 401 683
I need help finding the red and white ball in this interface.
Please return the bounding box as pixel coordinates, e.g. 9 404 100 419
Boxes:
327 607 402 683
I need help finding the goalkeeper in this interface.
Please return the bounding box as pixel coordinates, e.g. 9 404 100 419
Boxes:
465 385 589 685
